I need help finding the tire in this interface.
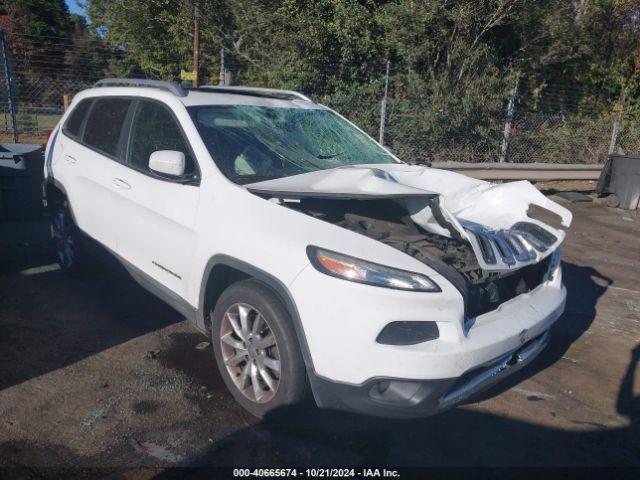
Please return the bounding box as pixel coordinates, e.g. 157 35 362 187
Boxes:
211 279 307 417
606 193 620 208
50 199 89 276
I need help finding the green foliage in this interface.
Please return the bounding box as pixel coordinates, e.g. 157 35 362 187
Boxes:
85 0 192 79
81 1 640 104
508 113 615 164
1 0 117 98
3 1 640 159
0 0 73 73
1 0 71 37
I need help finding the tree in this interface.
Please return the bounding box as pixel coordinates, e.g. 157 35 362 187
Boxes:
0 0 73 78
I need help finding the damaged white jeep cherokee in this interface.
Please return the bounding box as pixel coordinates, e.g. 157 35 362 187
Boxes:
44 79 571 418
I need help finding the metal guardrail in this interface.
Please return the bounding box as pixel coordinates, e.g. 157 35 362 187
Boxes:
435 162 603 181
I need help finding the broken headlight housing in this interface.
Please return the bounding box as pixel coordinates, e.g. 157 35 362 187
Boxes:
307 246 440 292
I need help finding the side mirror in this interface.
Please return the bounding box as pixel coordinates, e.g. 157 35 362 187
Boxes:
149 150 185 177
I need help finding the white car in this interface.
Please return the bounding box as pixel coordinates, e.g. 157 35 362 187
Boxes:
44 79 571 418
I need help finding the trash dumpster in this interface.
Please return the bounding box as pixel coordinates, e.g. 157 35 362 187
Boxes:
596 154 640 210
0 144 45 221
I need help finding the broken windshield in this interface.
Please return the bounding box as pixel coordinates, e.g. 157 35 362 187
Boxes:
188 105 397 184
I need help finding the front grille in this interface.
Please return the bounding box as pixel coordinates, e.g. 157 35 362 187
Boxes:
465 255 552 318
465 221 559 271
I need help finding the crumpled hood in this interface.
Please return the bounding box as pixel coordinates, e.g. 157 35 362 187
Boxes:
247 164 572 271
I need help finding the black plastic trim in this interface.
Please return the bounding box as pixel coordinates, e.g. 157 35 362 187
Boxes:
116 253 197 324
307 370 455 419
117 98 138 160
309 329 552 418
198 255 315 370
376 321 439 346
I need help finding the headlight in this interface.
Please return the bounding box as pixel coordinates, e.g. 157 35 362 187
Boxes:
307 246 440 292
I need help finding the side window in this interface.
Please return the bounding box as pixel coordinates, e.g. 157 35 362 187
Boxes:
127 101 195 175
63 99 92 138
83 98 132 157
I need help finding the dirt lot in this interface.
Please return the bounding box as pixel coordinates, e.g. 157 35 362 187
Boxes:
0 198 639 474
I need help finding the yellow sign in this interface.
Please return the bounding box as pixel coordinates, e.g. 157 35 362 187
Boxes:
180 70 197 81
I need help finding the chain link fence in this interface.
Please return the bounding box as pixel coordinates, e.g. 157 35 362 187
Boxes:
507 112 615 164
1 33 636 165
1 76 634 165
0 74 93 143
618 110 640 156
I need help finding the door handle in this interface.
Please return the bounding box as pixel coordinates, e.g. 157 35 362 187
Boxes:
112 178 131 190
63 154 77 164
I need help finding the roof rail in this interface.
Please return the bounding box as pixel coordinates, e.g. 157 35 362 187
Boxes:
93 78 187 97
197 85 311 102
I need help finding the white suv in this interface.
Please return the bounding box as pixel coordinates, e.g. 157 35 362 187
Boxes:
44 79 571 418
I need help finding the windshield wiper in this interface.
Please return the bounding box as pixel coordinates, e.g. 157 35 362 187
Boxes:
316 152 343 159
230 174 279 185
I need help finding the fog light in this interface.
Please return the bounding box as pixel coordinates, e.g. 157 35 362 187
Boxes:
376 321 439 345
369 380 423 405
377 380 391 394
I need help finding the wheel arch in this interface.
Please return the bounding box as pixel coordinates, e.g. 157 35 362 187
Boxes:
43 177 79 224
43 178 66 207
198 255 315 371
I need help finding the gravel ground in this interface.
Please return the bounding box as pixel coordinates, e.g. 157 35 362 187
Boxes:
0 198 639 474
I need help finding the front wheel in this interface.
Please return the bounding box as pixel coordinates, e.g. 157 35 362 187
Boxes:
211 279 308 417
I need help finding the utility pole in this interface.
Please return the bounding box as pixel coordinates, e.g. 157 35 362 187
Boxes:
609 88 626 156
379 60 390 145
499 74 519 163
0 28 18 143
192 2 200 88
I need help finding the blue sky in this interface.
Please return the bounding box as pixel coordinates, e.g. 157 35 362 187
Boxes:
66 0 87 17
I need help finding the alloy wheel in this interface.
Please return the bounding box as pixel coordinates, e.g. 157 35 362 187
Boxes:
219 302 281 403
52 210 75 269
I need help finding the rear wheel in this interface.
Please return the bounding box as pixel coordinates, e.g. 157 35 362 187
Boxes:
50 200 87 276
606 193 620 208
211 279 307 417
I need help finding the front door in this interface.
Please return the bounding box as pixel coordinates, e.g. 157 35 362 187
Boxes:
111 99 200 300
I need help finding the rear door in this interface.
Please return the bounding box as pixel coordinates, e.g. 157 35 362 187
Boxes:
111 99 200 299
56 97 134 250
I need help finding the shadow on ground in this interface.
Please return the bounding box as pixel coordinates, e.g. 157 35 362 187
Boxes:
0 247 183 390
152 345 639 471
471 261 611 401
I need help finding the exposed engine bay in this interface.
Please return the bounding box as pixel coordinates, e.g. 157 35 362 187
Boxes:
280 197 554 318
247 164 571 318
